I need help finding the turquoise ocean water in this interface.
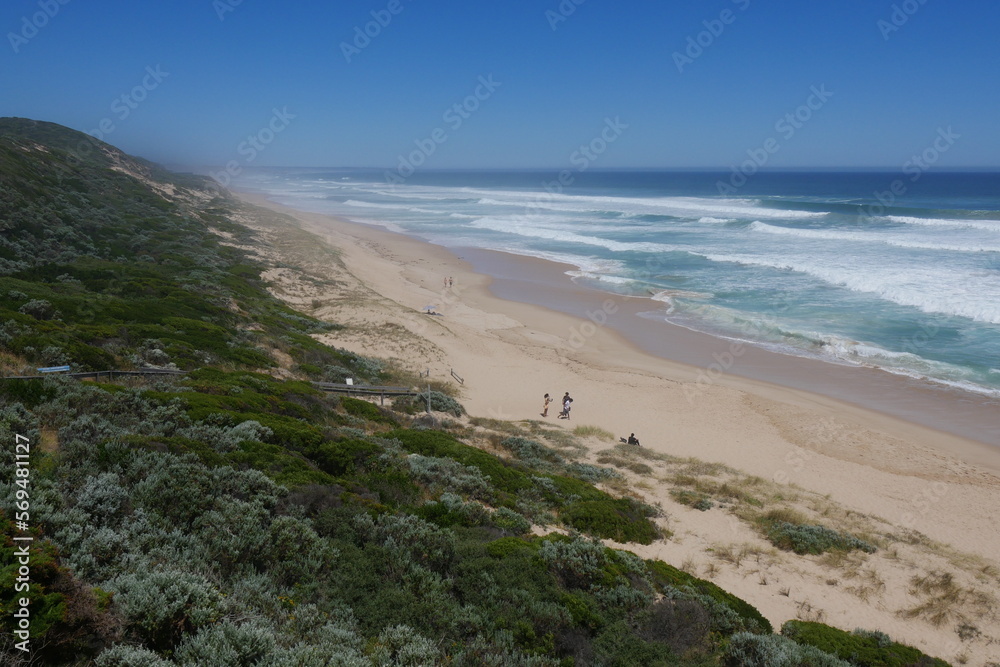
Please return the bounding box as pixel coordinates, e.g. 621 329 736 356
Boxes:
233 169 1000 398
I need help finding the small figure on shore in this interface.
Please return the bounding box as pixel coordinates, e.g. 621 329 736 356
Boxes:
448 276 454 288
541 393 552 417
443 277 448 288
628 433 640 446
558 392 573 419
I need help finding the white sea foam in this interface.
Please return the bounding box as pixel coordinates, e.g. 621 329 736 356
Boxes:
342 200 450 215
749 221 1000 253
697 251 1000 324
887 215 1000 232
812 335 1000 396
341 216 408 234
649 289 713 313
463 189 826 220
565 271 635 286
655 303 1000 397
485 247 628 276
468 216 679 254
650 289 711 302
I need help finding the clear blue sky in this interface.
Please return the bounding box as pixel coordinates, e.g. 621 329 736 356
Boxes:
2 0 997 169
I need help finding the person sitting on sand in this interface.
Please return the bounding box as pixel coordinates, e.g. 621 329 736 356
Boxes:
627 433 640 446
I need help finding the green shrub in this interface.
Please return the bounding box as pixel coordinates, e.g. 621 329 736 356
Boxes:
416 493 490 529
95 645 172 666
405 390 465 417
368 624 438 666
354 512 456 573
104 569 222 651
591 619 673 666
761 519 876 555
781 621 952 667
726 631 851 667
672 489 714 511
405 454 493 501
490 507 532 536
388 429 532 501
542 474 610 503
0 515 119 663
500 436 564 467
226 441 334 488
561 498 660 545
485 536 540 560
646 560 772 635
563 462 619 484
309 438 382 477
340 396 396 425
174 621 276 666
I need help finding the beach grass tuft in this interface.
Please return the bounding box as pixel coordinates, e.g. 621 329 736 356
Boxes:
572 424 615 440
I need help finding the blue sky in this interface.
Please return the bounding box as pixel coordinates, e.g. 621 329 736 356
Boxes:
1 0 997 169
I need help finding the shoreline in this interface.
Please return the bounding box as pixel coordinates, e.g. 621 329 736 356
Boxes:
238 191 998 452
458 246 1000 453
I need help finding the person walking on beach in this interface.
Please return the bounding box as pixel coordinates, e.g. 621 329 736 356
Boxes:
541 393 552 417
558 392 573 419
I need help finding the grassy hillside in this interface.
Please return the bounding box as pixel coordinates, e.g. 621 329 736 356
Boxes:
0 119 948 666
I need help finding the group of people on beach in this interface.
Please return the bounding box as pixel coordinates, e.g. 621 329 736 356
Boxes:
541 392 640 445
541 392 573 419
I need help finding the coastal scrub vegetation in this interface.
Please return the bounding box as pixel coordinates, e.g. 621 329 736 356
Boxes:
0 119 953 665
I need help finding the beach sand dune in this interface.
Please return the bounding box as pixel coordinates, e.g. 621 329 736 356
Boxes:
236 192 1000 665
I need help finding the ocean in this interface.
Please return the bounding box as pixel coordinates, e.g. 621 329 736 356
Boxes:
232 168 1000 399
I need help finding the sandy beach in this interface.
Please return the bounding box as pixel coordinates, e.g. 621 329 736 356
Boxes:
236 191 1000 664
